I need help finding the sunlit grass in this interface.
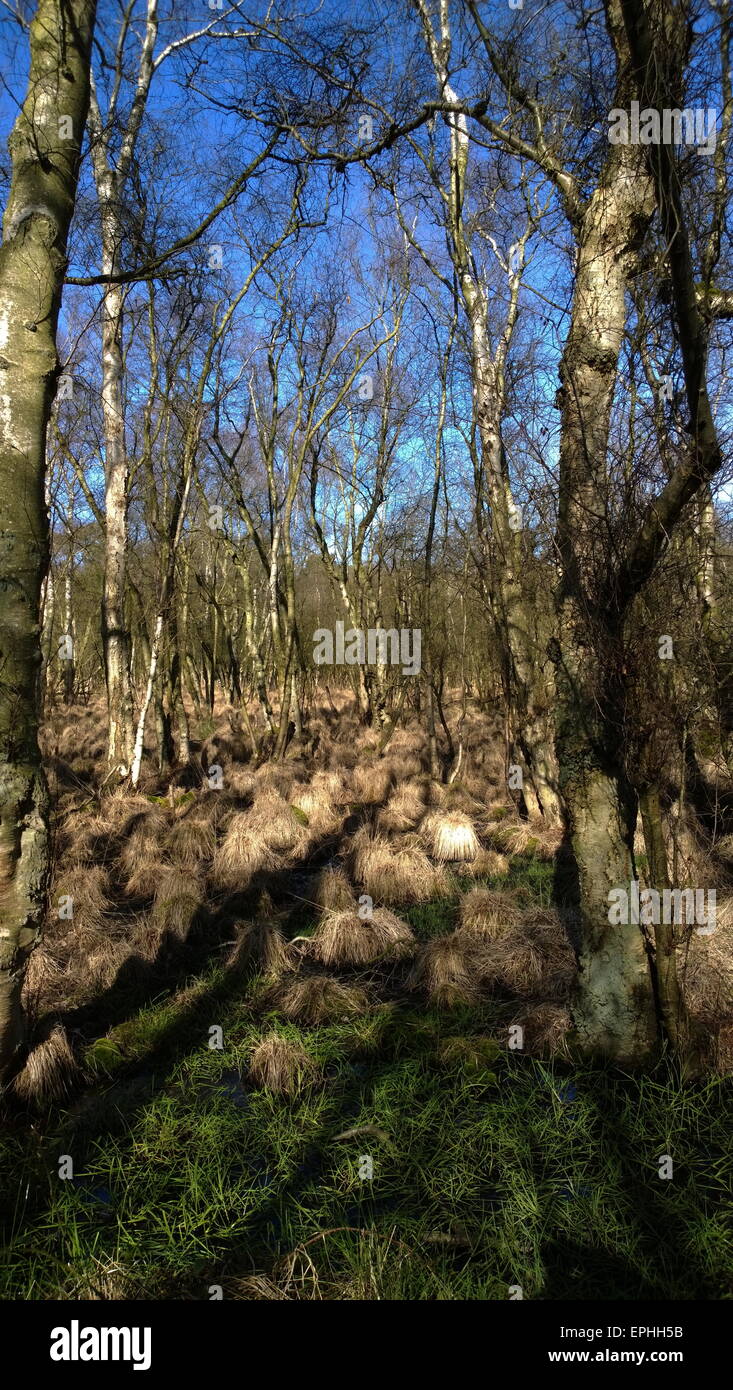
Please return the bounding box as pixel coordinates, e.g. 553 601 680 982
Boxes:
2 851 731 1301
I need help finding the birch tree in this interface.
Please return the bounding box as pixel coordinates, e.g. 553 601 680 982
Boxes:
0 0 96 1080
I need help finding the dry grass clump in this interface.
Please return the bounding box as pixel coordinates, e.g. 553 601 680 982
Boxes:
389 726 425 756
462 847 510 878
22 943 66 1014
714 834 733 871
475 911 576 1000
489 817 562 861
311 907 415 967
314 865 355 911
484 935 543 995
224 765 257 799
457 887 523 940
58 811 116 867
118 804 170 896
407 934 482 1008
420 811 480 863
312 769 350 806
211 810 279 888
248 1033 319 1096
227 919 289 977
350 827 448 905
290 781 341 835
11 1025 81 1105
350 762 393 805
511 1003 572 1058
254 765 298 801
128 915 165 963
386 754 425 781
105 791 165 830
377 781 427 832
151 868 202 938
437 782 483 815
269 972 369 1024
247 789 310 853
679 906 733 1052
51 865 110 932
86 939 134 986
165 815 215 869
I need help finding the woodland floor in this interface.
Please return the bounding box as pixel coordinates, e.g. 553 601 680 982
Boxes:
1 696 732 1300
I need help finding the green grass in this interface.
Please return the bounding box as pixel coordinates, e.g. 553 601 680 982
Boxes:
1 979 731 1299
1 853 731 1301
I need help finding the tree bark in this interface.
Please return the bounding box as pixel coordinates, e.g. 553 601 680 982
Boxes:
0 0 96 1081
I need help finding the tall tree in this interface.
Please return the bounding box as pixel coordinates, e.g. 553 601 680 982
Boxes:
0 0 97 1081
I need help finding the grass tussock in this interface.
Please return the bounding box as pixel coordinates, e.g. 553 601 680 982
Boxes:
350 762 393 805
314 865 355 911
476 911 576 1000
227 919 289 977
58 811 115 867
164 815 216 869
377 781 427 832
51 865 110 932
247 790 310 853
421 811 480 863
269 972 370 1024
248 1033 319 1096
512 1002 573 1058
407 934 482 1008
351 827 448 905
457 887 523 940
488 816 562 861
463 847 510 878
11 1025 81 1105
211 811 279 888
291 781 341 834
150 868 203 938
311 907 415 967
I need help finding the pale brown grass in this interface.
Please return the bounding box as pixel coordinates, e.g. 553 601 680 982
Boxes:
377 781 427 832
290 781 341 836
456 887 523 940
512 1003 573 1058
351 762 393 805
462 847 510 878
407 934 482 1007
350 827 448 905
211 811 279 887
247 789 310 853
51 865 110 932
311 907 415 967
475 911 576 999
227 920 289 976
269 973 370 1024
12 1025 81 1104
312 769 350 806
489 817 562 861
314 865 355 911
151 868 202 938
165 815 216 869
248 1034 319 1096
421 811 480 863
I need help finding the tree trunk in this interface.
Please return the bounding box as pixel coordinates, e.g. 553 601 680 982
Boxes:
0 0 96 1081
